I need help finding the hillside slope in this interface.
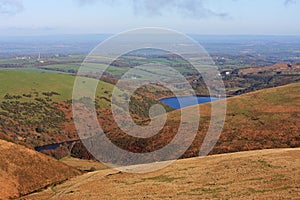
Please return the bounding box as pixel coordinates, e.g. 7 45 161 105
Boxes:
178 82 300 157
0 70 114 148
22 148 300 199
71 82 300 161
0 139 81 199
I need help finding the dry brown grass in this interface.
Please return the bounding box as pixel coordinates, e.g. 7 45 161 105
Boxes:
21 148 300 200
60 157 108 172
182 82 300 156
0 140 81 200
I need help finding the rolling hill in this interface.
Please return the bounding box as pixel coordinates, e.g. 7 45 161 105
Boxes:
21 148 300 199
0 139 81 199
70 82 299 162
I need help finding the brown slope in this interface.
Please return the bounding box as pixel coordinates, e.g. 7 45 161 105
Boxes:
181 82 300 157
63 82 300 163
238 62 300 75
22 148 300 200
0 139 81 199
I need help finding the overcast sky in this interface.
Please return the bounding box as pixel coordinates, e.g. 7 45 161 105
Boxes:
0 0 299 36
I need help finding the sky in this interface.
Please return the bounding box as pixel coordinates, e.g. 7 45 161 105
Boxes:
0 0 299 36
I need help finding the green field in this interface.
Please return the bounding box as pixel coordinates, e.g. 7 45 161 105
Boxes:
0 70 114 104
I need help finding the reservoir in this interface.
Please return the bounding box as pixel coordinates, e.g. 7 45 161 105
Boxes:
159 96 220 110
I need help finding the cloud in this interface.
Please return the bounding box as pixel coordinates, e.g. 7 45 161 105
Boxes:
75 0 97 6
0 0 23 15
74 0 229 19
74 0 116 6
284 0 296 6
132 0 228 19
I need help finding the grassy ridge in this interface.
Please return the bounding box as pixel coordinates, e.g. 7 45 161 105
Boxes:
0 139 81 199
22 148 300 200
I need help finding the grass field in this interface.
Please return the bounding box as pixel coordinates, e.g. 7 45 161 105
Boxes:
0 70 114 103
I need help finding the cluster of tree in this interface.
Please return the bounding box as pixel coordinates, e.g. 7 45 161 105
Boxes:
224 73 300 96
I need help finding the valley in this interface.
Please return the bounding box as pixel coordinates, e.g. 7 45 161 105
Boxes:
0 35 299 200
0 62 299 160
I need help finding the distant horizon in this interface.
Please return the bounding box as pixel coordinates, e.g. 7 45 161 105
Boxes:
2 33 300 38
0 0 299 36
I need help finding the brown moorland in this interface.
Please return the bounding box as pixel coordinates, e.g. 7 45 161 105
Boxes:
0 139 81 200
187 81 300 156
21 148 300 200
69 82 300 162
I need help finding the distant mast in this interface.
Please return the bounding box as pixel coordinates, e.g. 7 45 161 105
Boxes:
37 52 44 63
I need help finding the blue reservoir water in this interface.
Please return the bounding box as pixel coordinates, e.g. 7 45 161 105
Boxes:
159 96 220 110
